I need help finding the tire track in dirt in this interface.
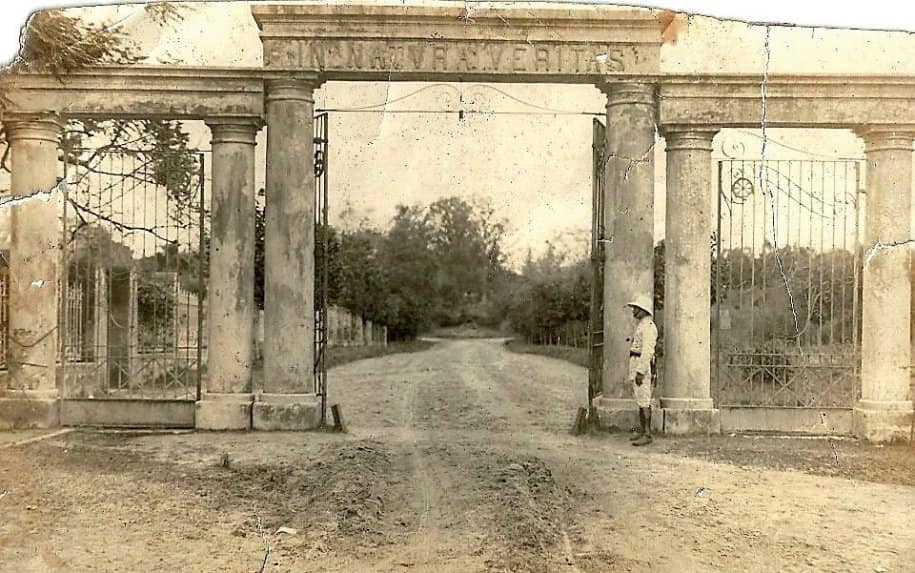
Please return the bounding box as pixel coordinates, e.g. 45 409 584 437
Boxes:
438 339 592 572
396 364 440 569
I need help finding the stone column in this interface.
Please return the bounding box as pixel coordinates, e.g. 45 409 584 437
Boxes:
854 127 915 442
594 82 658 431
0 115 62 429
255 76 322 430
196 119 261 430
353 314 364 347
364 320 373 346
341 308 350 346
659 128 720 434
327 306 337 347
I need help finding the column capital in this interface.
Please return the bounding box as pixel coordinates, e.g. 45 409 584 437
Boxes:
205 118 264 145
265 75 323 104
662 127 718 152
3 113 63 144
597 81 657 108
855 125 915 153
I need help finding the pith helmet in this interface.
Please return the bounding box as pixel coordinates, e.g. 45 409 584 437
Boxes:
625 295 653 316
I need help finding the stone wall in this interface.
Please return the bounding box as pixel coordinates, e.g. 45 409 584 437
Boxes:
253 305 388 361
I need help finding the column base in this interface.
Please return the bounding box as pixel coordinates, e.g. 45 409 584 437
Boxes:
252 393 321 431
594 397 721 435
195 393 254 431
853 400 914 443
659 397 720 435
593 397 662 433
0 390 59 430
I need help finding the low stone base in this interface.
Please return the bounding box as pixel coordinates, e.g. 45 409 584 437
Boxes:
593 398 662 433
61 399 194 428
252 393 321 431
196 394 254 431
660 408 721 435
593 398 721 435
721 407 853 434
0 391 59 430
853 401 914 443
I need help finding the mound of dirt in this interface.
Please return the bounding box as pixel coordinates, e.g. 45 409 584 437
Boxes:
226 442 393 543
477 455 579 572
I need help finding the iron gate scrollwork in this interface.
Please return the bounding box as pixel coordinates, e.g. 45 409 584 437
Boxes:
713 159 864 409
59 149 208 400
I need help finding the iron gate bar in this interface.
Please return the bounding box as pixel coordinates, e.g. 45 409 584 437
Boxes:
714 161 723 407
313 112 330 427
588 117 606 407
61 155 70 400
195 153 206 402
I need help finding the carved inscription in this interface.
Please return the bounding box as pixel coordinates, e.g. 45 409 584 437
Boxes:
264 39 648 75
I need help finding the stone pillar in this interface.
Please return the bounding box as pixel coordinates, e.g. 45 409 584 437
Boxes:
593 82 658 432
327 306 337 347
364 320 373 346
196 119 261 430
0 115 62 429
340 308 350 346
255 77 321 430
382 326 388 347
659 128 720 434
352 314 363 347
854 128 915 442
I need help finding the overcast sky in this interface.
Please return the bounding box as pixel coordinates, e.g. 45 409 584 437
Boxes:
6 2 915 267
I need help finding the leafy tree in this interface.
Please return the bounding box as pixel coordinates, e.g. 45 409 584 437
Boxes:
376 205 438 339
2 6 198 232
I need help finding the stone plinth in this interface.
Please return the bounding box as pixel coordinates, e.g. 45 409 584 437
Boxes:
252 393 321 431
595 397 720 435
594 397 662 433
196 393 254 431
0 390 59 430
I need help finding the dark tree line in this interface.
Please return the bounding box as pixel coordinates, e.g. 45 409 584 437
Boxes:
252 197 508 340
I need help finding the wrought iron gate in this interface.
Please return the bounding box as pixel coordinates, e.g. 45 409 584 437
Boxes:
59 149 207 401
588 118 606 407
713 159 864 409
314 112 330 426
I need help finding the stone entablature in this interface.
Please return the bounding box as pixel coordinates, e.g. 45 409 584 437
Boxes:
0 67 265 120
657 75 915 128
9 67 915 129
252 4 664 81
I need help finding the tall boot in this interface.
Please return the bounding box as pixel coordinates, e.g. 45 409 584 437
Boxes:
634 407 653 446
630 407 645 442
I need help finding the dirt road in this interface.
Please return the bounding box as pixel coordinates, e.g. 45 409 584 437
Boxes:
1 338 914 572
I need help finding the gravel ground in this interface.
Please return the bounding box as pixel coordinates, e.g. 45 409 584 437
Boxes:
1 338 913 572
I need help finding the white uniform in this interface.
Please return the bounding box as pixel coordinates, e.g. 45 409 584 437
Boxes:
628 316 658 408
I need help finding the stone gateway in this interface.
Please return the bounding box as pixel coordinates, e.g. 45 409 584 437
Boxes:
0 3 912 442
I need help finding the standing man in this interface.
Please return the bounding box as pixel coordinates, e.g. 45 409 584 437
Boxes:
627 295 658 446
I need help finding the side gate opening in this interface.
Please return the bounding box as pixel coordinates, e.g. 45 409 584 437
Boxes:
58 148 208 425
712 158 864 430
